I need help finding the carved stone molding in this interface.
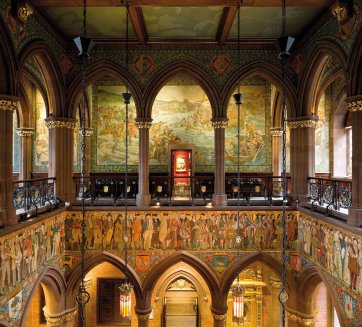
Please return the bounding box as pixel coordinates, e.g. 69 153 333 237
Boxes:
0 96 20 111
211 118 228 129
346 96 362 112
44 308 77 326
135 121 152 129
136 312 151 320
269 128 283 137
45 117 77 130
286 308 315 327
212 313 226 321
287 117 318 129
79 128 94 137
16 128 35 137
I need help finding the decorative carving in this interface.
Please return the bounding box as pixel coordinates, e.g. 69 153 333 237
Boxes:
287 119 318 129
16 128 35 137
330 2 360 40
134 55 153 75
212 313 226 321
44 308 77 326
136 312 151 320
60 54 74 75
135 121 152 129
286 309 315 327
167 278 196 291
45 119 76 130
210 55 231 76
79 128 94 137
17 3 33 22
347 100 362 112
269 128 283 137
211 119 228 129
0 99 19 111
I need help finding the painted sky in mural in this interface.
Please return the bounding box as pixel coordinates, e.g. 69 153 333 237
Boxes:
92 85 138 171
150 82 214 172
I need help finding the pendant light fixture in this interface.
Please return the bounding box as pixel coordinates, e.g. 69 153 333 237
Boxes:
277 0 294 326
119 1 133 322
232 1 245 324
73 0 93 325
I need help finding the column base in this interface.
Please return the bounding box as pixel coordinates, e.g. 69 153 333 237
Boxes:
212 193 227 207
0 208 18 226
347 206 362 226
136 194 151 207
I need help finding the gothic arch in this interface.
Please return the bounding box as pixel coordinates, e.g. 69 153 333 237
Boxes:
17 40 66 118
347 24 362 95
221 252 297 306
66 60 143 120
65 252 143 309
19 266 67 326
142 252 221 310
221 60 297 119
297 266 346 327
143 60 220 118
298 39 347 117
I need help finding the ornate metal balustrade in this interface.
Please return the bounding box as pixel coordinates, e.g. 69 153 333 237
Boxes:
12 177 57 216
307 177 352 214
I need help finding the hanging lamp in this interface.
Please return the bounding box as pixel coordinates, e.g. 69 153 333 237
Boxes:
277 0 294 326
119 1 133 322
232 1 245 324
73 0 93 325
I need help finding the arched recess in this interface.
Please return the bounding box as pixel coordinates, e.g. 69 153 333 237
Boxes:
0 16 17 95
143 60 220 118
17 40 66 118
66 60 143 120
143 252 222 311
221 60 297 120
297 266 345 327
347 24 362 96
221 252 297 306
298 39 347 117
65 252 143 309
19 266 67 326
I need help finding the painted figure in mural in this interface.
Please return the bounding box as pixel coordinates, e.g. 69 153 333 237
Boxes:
1 239 11 291
131 213 142 250
348 238 360 291
113 214 123 250
159 213 169 250
143 213 154 250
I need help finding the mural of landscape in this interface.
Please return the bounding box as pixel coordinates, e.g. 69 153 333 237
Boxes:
226 80 271 172
33 88 48 172
150 78 214 172
91 84 138 172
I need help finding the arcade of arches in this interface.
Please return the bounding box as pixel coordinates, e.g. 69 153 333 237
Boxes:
0 0 362 326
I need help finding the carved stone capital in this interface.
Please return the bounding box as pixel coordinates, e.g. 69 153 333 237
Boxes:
211 118 228 129
346 95 362 112
79 128 94 137
16 128 35 137
0 95 20 111
287 116 318 129
43 308 77 326
269 128 283 137
135 118 153 129
135 308 152 321
212 313 226 321
45 117 77 130
286 308 315 327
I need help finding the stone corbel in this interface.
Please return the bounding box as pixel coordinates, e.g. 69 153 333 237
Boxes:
211 118 228 129
287 116 318 129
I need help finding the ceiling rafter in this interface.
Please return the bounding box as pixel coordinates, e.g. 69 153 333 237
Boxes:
217 7 237 45
128 6 148 44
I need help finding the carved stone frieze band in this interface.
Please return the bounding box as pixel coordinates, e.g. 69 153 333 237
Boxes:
135 121 152 129
211 119 228 129
16 128 35 137
45 118 77 130
287 119 318 129
0 99 20 111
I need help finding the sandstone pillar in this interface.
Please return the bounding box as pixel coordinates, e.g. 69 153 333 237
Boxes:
0 95 18 226
270 128 283 176
17 128 34 181
212 118 228 206
45 117 76 203
136 118 152 206
346 96 362 226
288 117 318 203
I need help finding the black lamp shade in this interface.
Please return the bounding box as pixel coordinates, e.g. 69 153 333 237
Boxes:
276 36 295 57
122 92 132 104
233 93 244 105
73 37 94 57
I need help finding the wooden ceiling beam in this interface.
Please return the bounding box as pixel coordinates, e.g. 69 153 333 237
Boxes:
128 6 148 44
30 0 335 7
217 7 237 46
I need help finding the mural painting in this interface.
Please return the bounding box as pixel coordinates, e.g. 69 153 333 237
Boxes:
33 88 48 172
0 213 65 326
226 78 271 172
150 77 214 172
91 83 138 172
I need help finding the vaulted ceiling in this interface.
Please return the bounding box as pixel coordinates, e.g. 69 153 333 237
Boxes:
30 0 336 44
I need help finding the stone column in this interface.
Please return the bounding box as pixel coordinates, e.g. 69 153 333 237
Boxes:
288 117 318 203
135 308 152 327
270 128 283 176
82 128 93 177
17 128 35 181
136 118 152 207
346 96 362 226
44 308 77 327
212 118 228 206
211 308 227 327
45 117 76 204
0 95 18 226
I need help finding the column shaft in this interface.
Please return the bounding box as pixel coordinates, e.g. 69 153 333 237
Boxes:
270 128 283 176
18 128 34 180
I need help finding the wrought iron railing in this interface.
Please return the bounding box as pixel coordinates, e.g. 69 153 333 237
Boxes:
12 177 57 215
225 175 291 204
307 177 352 213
